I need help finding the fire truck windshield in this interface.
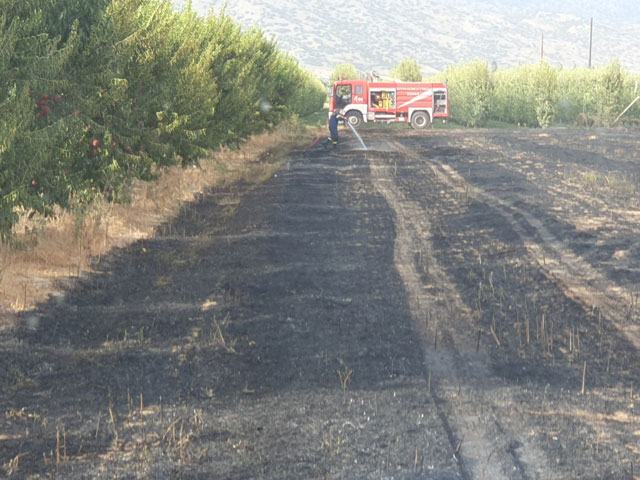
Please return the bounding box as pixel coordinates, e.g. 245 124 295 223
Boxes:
334 85 352 108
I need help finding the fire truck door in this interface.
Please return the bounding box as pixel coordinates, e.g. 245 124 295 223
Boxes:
433 89 448 116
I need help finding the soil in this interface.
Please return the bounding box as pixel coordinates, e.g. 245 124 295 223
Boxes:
2 127 640 479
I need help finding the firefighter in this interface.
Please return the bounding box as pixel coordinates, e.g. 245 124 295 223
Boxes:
327 111 343 146
382 92 391 110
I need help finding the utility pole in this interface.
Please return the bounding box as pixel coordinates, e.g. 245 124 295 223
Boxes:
588 17 593 68
540 32 544 62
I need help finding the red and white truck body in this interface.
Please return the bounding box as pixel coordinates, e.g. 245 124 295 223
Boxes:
329 79 449 129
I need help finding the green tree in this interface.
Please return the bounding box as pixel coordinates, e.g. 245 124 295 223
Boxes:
292 71 326 117
0 0 326 240
532 62 558 128
555 63 632 126
391 58 422 82
596 60 625 126
0 2 83 238
441 61 494 127
493 65 537 126
329 62 358 84
621 72 640 122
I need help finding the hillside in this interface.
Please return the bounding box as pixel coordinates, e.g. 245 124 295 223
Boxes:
176 0 640 78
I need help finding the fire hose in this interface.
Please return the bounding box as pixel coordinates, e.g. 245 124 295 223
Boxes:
308 117 367 150
308 124 328 148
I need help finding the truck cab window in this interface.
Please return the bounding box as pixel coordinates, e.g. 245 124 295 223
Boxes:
335 85 352 108
371 90 395 109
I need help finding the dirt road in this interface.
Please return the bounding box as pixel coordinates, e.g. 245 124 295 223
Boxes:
3 128 640 479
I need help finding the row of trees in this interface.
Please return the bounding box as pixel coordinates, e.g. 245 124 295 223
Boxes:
329 59 640 129
440 60 640 128
0 0 326 239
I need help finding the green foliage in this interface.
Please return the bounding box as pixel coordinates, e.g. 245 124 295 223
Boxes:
493 65 536 126
391 58 422 82
441 61 494 127
288 65 327 117
0 2 83 236
595 61 625 125
0 0 325 239
532 62 559 128
555 62 626 126
550 61 631 126
330 62 358 84
492 62 558 127
438 60 637 128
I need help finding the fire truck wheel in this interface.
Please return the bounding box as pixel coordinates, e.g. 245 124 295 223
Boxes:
346 111 363 128
410 111 431 129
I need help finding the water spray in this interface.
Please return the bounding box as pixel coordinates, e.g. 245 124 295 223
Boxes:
345 121 367 150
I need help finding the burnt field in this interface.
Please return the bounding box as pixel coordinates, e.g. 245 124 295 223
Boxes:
2 128 640 479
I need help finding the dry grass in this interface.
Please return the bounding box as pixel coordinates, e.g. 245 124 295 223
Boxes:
0 122 315 322
579 170 638 195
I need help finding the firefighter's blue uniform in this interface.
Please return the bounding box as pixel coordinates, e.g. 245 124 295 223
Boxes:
328 112 343 146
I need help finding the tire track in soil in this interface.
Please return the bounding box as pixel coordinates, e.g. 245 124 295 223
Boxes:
429 136 640 355
382 129 640 478
365 139 550 480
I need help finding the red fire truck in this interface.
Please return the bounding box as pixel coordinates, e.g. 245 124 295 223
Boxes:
329 78 449 129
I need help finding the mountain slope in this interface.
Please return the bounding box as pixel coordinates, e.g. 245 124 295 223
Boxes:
176 0 640 78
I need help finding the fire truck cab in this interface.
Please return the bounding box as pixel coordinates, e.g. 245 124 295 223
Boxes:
329 79 449 129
